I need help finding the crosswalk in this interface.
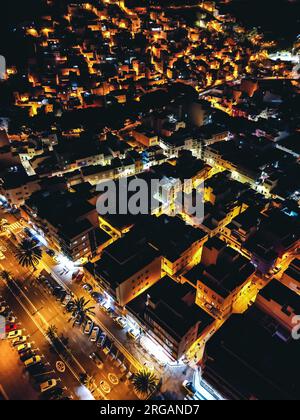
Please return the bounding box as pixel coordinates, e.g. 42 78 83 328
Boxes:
5 222 23 232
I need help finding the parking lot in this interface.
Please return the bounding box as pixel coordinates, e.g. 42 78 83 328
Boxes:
0 297 68 400
39 271 138 399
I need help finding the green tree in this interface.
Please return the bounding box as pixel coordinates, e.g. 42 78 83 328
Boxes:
46 325 58 342
80 373 96 393
70 297 95 324
0 270 12 283
15 239 42 271
132 369 158 398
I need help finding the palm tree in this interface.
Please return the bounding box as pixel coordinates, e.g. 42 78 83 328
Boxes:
46 325 58 342
132 369 158 398
0 270 12 283
15 238 42 271
0 223 8 234
70 297 95 324
80 373 96 393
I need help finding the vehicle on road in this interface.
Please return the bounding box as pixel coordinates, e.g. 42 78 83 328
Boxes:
127 329 140 340
120 363 127 373
272 265 282 274
46 249 56 257
52 286 63 298
17 343 32 354
91 292 103 303
89 352 104 369
7 315 16 323
182 380 197 396
90 326 100 342
74 314 84 326
107 308 116 318
66 301 75 312
40 379 58 393
61 294 72 306
20 351 36 362
28 363 46 376
7 329 23 339
5 323 19 333
82 283 93 293
12 336 27 346
97 333 106 348
103 346 111 356
99 301 110 312
83 319 93 335
24 356 42 368
115 317 127 329
46 387 64 400
57 290 66 302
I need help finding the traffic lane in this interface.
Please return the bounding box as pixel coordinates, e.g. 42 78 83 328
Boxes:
54 267 152 369
44 254 165 376
0 280 80 400
0 236 128 402
0 340 39 400
40 255 144 369
28 282 137 400
2 233 139 399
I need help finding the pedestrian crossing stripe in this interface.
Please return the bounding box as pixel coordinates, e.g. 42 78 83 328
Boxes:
7 222 23 232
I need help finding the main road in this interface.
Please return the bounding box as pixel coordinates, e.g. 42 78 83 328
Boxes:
0 223 138 400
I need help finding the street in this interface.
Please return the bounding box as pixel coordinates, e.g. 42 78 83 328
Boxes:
0 214 140 400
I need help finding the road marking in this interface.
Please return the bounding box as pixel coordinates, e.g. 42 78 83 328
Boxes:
0 275 107 400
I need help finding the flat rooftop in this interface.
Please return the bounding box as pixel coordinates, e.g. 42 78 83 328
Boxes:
128 276 214 341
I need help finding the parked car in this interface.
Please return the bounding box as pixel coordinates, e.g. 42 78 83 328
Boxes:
90 326 100 342
120 364 127 373
46 387 64 400
24 356 42 368
103 346 111 356
182 380 197 396
40 379 58 393
89 352 104 369
127 329 140 340
6 315 16 323
83 319 93 335
27 363 46 376
57 290 66 302
82 283 93 293
62 294 72 306
12 336 27 346
115 317 127 329
66 301 75 313
20 351 36 362
115 358 122 368
17 343 32 354
97 334 106 348
7 329 23 339
74 314 84 326
52 286 63 298
5 323 19 333
91 292 103 303
46 249 56 257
